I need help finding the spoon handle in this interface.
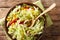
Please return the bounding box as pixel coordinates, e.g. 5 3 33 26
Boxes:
35 3 56 20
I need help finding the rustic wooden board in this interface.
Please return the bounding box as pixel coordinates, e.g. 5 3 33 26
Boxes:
0 0 59 8
40 36 60 40
0 0 60 40
0 36 7 40
0 8 10 18
0 31 6 36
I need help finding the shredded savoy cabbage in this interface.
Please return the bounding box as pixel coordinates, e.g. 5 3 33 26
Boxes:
7 4 44 40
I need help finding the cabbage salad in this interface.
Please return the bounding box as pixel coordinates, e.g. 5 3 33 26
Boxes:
6 4 44 40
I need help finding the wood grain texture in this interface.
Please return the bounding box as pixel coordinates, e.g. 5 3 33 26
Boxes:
42 0 60 8
0 0 60 40
0 0 59 8
49 7 60 21
0 8 10 18
0 26 4 31
0 36 7 40
0 31 6 36
40 35 60 40
0 0 33 8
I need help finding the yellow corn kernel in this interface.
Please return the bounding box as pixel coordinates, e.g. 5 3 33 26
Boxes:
7 17 11 21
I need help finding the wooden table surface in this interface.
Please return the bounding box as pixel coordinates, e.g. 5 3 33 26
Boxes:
0 0 60 40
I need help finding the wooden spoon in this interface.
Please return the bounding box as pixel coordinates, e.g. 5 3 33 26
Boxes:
30 3 56 28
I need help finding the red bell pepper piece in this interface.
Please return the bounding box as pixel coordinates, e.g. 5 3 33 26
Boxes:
8 18 19 26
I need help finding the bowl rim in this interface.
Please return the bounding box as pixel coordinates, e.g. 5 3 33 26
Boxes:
5 2 45 40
